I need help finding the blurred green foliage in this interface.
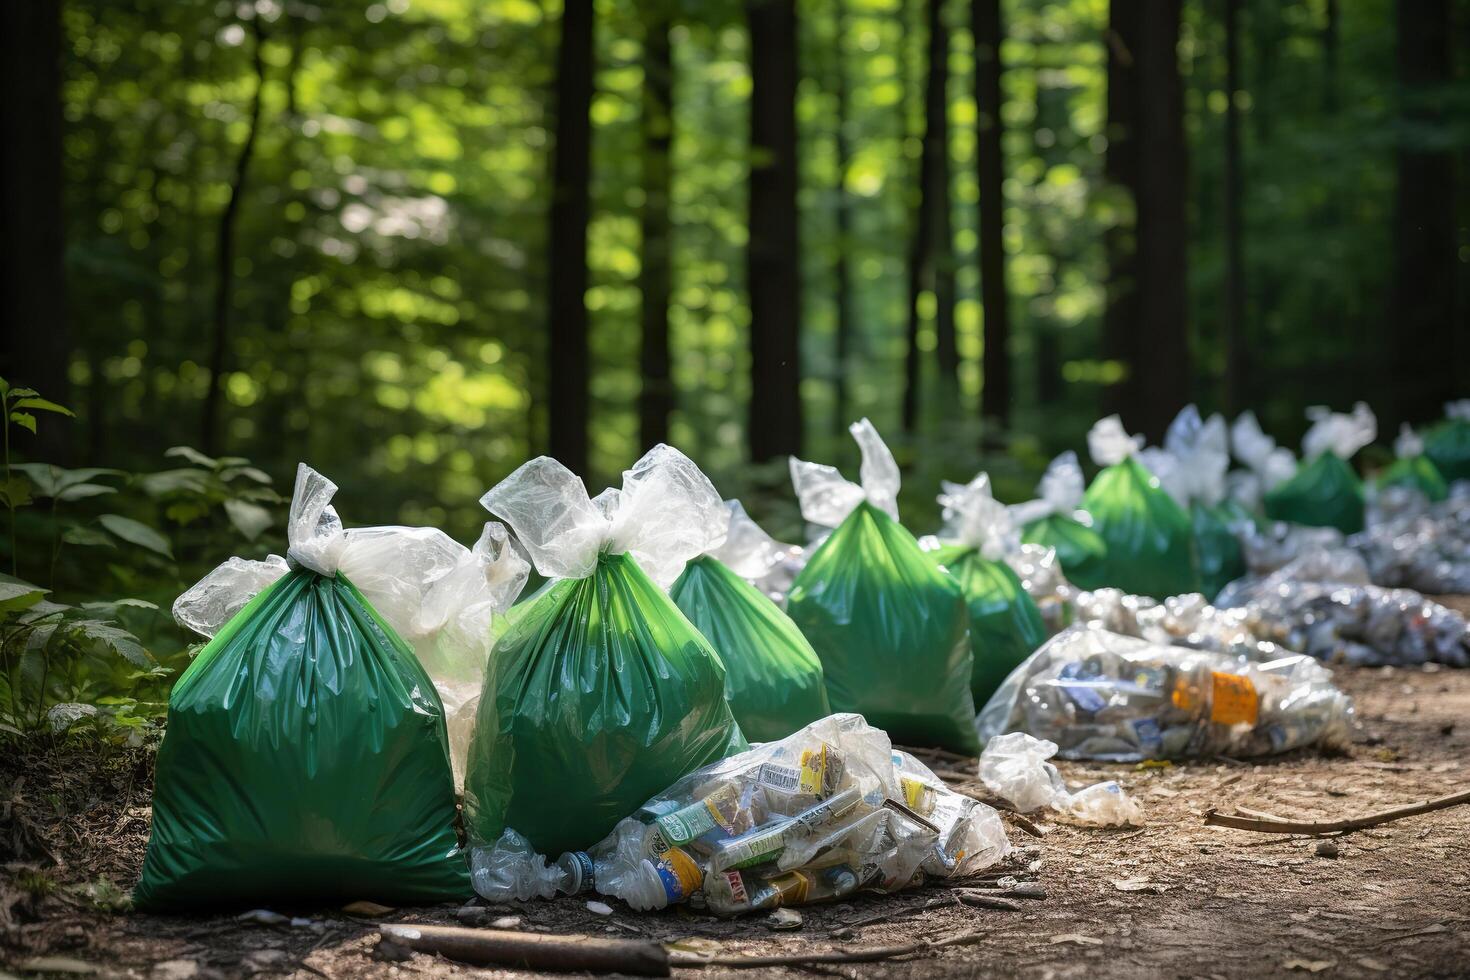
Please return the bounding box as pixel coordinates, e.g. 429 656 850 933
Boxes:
40 0 1470 550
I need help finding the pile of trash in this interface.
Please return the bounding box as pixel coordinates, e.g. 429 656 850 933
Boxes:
976 626 1355 762
472 714 1011 914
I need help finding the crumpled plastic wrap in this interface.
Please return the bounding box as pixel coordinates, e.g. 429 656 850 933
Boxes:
172 464 528 787
1004 543 1076 635
978 733 1143 827
1229 411 1297 512
572 714 1010 915
976 626 1354 761
1214 552 1470 667
707 500 807 606
1069 588 1297 663
790 418 901 529
470 828 569 902
1303 402 1377 462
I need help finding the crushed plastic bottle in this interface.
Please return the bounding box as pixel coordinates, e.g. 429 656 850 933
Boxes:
580 714 1009 916
976 626 1354 762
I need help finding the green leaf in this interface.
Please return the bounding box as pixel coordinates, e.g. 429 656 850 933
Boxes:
164 500 211 525
6 387 39 398
63 619 152 667
61 525 115 548
81 598 160 612
57 483 118 502
139 468 212 498
98 514 174 559
13 464 125 497
11 397 75 417
0 475 32 509
220 465 273 485
223 498 273 541
0 575 49 615
10 412 36 433
164 446 217 468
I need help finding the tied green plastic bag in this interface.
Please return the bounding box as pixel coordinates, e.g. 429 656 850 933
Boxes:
1424 400 1470 483
925 474 1046 707
1081 417 1199 599
465 446 747 856
1264 403 1375 534
1376 424 1448 502
672 516 830 742
1141 406 1246 600
786 420 978 754
1012 452 1108 589
135 465 494 910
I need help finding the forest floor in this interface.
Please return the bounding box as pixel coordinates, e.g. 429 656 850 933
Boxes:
5 613 1470 979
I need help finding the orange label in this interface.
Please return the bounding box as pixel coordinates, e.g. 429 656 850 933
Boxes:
1210 671 1258 726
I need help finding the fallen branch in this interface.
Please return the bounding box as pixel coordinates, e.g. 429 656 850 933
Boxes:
1203 787 1470 835
668 927 987 969
378 924 670 976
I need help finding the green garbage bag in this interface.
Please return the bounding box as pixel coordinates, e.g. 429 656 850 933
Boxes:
465 446 748 856
1376 424 1449 502
1424 401 1470 483
925 473 1047 707
1264 403 1376 534
1014 451 1109 589
671 548 831 743
1142 405 1246 599
1081 416 1199 599
135 466 486 910
786 420 979 754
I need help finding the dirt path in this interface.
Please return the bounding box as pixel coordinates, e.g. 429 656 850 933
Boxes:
4 664 1469 979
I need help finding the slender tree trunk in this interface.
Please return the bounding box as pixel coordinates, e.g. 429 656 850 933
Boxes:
833 0 856 433
1101 4 1139 422
546 1 595 474
638 10 673 451
1393 0 1457 425
1222 0 1245 414
1102 0 1189 442
747 0 803 461
903 0 954 432
201 19 266 455
0 0 70 461
1323 0 1338 115
972 0 1010 427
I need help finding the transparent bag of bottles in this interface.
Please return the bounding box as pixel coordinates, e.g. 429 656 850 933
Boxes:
976 626 1354 762
558 714 1011 915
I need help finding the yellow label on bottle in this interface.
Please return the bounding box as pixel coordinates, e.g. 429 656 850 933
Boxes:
1209 671 1258 726
901 775 933 815
798 746 827 796
766 869 812 906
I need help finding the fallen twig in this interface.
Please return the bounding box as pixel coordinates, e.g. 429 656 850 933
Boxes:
378 923 670 976
668 927 988 969
1203 788 1470 835
1004 812 1048 838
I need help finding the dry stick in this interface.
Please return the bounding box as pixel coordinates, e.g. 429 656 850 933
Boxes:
378 924 670 977
1203 787 1470 835
669 927 988 970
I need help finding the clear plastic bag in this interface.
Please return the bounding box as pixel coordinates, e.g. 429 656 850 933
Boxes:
1354 486 1470 594
976 626 1354 761
707 500 807 606
978 732 1143 827
571 714 1010 915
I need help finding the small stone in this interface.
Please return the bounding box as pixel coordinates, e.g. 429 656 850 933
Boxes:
236 909 288 926
491 916 522 929
767 908 803 930
586 900 614 915
373 938 415 963
1315 840 1340 859
341 900 395 917
456 904 490 925
152 960 200 980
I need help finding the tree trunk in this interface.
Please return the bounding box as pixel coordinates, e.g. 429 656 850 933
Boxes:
972 0 1010 427
201 19 266 455
1393 0 1458 425
904 0 955 432
547 0 595 474
638 10 673 451
1102 0 1189 443
747 0 804 462
1222 0 1244 414
0 0 70 461
833 0 855 433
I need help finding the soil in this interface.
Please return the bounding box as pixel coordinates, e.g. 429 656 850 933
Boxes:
4 649 1470 978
